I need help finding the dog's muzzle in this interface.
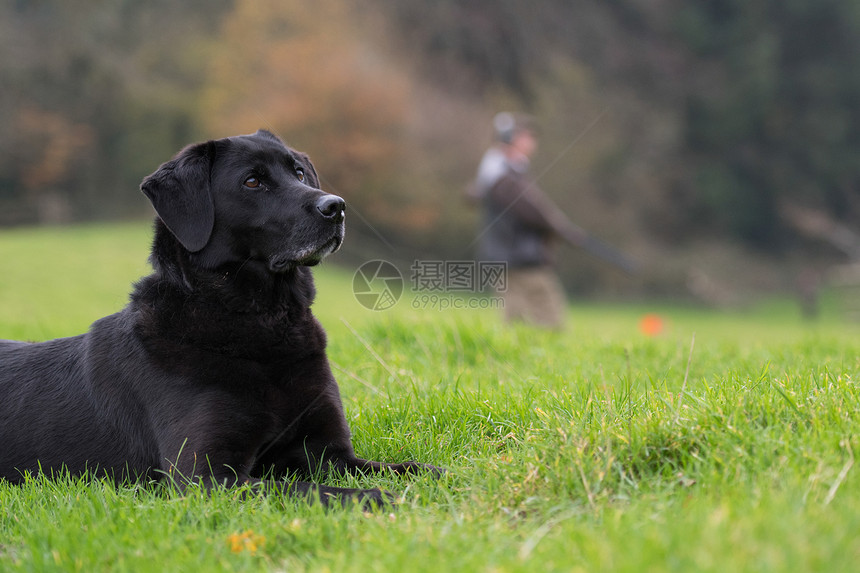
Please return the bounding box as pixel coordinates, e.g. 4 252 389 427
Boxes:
268 195 346 271
316 194 345 224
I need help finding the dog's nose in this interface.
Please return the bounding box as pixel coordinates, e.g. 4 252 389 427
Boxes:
316 194 345 223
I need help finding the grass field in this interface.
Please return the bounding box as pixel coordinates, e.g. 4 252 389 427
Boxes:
1 221 859 572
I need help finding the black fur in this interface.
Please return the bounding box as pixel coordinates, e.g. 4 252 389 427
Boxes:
0 130 441 506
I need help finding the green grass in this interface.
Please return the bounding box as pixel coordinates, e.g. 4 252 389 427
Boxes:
2 221 860 571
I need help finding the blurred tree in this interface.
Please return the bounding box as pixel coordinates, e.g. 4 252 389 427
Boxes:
675 0 860 249
4 0 860 296
0 0 229 224
11 106 95 223
202 0 410 204
374 0 539 99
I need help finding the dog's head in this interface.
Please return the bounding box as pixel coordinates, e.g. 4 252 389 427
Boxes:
141 130 345 272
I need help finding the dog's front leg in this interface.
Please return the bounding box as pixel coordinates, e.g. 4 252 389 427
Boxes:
330 457 446 479
276 479 395 508
164 454 394 509
220 477 394 509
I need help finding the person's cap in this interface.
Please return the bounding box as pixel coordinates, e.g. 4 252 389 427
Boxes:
493 112 537 143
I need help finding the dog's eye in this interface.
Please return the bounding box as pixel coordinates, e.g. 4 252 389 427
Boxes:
295 168 305 183
244 176 261 189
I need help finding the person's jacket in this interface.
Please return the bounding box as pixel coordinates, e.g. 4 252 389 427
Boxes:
479 167 563 268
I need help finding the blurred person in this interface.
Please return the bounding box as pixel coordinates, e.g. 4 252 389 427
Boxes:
471 112 588 329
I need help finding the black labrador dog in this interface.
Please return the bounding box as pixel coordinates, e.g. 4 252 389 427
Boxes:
0 130 440 505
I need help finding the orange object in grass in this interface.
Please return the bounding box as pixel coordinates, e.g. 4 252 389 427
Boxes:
228 530 266 554
639 313 664 336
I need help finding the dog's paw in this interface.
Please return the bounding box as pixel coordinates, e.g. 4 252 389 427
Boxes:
316 485 396 510
355 487 397 511
392 461 447 479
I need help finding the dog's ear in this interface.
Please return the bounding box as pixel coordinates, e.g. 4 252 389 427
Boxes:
140 141 215 253
255 129 284 143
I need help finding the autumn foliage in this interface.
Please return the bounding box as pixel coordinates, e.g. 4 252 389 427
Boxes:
5 0 860 296
203 0 410 199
